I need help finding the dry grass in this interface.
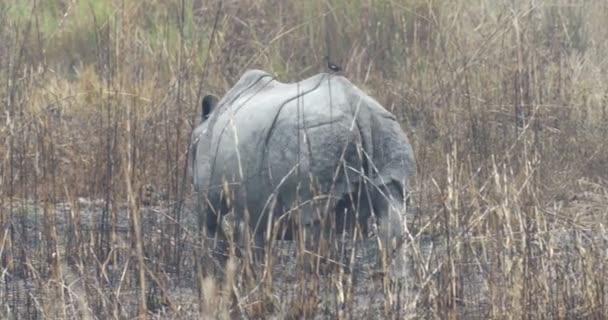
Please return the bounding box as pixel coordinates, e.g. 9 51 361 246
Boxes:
1 0 608 318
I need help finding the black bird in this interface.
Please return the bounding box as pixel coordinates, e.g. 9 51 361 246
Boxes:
324 55 342 73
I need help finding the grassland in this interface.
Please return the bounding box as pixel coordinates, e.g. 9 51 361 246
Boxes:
1 0 608 318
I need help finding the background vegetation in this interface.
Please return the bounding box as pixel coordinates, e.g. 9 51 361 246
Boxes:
1 0 607 318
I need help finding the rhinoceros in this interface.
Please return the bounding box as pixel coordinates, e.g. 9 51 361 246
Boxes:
189 69 415 277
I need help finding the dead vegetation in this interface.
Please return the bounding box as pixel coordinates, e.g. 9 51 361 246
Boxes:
1 0 608 318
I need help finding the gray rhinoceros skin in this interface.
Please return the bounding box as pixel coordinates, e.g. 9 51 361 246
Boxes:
189 69 415 276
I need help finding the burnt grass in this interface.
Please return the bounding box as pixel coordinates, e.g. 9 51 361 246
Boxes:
2 187 605 319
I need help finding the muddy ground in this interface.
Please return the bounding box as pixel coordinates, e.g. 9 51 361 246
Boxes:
1 189 604 319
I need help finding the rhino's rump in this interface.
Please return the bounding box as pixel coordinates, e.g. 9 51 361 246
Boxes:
207 97 366 226
263 117 366 224
194 70 415 230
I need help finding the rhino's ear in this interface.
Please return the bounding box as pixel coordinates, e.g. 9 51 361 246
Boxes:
201 94 218 121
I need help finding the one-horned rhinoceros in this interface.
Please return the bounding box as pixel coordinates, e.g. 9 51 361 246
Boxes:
189 69 416 277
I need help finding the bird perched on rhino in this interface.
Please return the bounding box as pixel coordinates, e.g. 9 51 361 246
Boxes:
324 55 343 74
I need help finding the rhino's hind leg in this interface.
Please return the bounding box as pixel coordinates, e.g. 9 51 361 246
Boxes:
194 192 234 280
298 220 337 275
291 197 342 275
371 182 409 281
370 181 416 314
